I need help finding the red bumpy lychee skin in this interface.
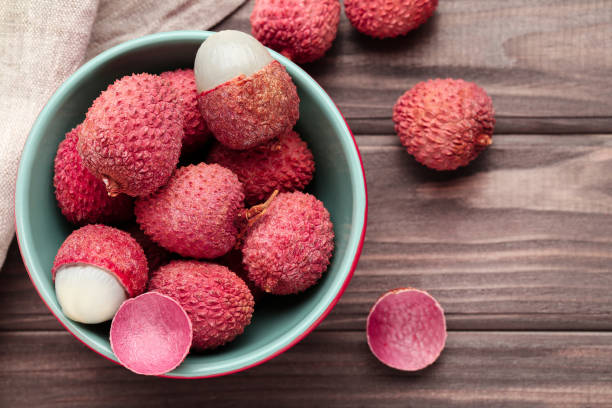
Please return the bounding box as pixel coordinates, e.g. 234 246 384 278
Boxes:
52 224 148 297
207 130 314 206
392 78 495 171
198 60 299 150
344 0 438 39
160 69 210 155
242 192 334 295
148 260 255 350
250 0 341 63
54 125 134 225
135 163 245 259
78 73 183 197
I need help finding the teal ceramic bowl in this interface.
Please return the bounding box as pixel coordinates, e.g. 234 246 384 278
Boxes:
15 31 367 378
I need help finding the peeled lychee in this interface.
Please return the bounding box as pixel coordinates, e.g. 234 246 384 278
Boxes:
392 78 495 171
148 260 254 351
125 224 172 273
367 288 446 371
54 125 134 225
242 192 334 295
52 225 148 324
78 73 183 197
207 130 314 206
194 30 300 150
344 0 438 39
111 292 193 376
250 0 341 63
160 69 210 155
135 163 245 259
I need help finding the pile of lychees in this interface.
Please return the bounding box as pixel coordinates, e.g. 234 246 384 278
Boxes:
51 30 334 375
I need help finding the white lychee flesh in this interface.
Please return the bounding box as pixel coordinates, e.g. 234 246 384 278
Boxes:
55 264 127 324
194 30 274 93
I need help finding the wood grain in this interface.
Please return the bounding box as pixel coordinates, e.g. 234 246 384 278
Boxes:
218 0 612 127
2 330 612 407
2 1 612 406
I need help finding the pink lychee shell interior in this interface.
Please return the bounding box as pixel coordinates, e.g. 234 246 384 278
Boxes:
110 292 193 376
366 288 447 371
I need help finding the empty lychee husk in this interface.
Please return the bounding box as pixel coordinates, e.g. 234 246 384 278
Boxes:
367 288 446 371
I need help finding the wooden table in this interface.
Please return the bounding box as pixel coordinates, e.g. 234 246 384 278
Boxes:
2 1 612 406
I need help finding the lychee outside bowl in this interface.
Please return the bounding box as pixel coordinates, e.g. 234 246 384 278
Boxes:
15 31 367 378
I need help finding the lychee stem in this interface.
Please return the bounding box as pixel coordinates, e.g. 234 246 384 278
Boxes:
477 134 492 147
235 190 280 250
103 176 121 197
245 190 279 227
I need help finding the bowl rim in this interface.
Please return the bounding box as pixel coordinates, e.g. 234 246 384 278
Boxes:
15 30 368 378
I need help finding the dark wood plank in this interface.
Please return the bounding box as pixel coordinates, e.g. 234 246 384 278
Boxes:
2 330 612 407
4 134 612 332
216 0 612 131
347 117 612 136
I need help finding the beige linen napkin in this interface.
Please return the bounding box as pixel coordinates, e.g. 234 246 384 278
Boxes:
0 0 246 267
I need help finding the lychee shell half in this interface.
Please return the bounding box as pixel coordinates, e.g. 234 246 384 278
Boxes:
207 130 314 206
251 0 341 63
198 60 299 150
344 0 438 39
160 69 210 155
52 224 148 297
110 292 193 376
392 78 495 171
78 73 183 197
367 288 446 371
242 192 334 295
54 125 133 225
148 260 254 351
135 163 245 259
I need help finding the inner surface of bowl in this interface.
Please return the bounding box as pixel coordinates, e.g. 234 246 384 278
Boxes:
15 31 366 378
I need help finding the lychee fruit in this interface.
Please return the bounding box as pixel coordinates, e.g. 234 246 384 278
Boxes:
392 78 495 171
52 224 148 324
160 68 210 155
242 192 334 295
194 30 300 150
111 292 193 375
367 288 446 371
344 0 438 39
124 224 172 273
207 130 314 206
135 163 245 259
78 73 183 197
250 0 341 63
54 125 134 225
148 260 254 351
